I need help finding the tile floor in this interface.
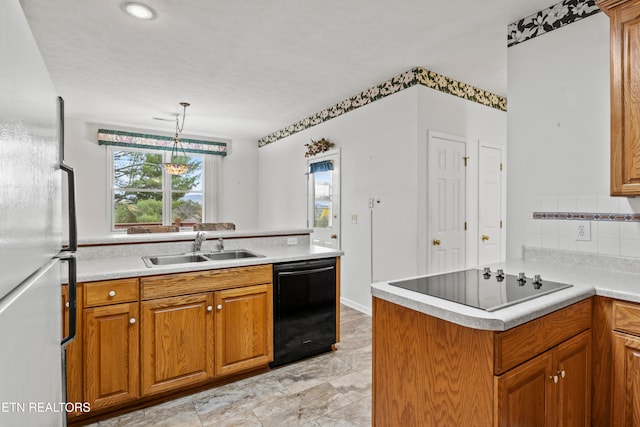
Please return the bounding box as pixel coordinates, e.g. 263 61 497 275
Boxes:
90 305 372 427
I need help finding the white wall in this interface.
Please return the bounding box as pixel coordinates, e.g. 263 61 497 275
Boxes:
63 118 259 238
258 85 506 313
507 13 640 260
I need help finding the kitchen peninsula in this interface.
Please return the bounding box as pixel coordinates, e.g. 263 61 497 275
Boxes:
371 248 640 426
64 228 343 426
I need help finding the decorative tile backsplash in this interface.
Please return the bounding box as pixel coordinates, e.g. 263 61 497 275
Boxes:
507 0 600 48
533 212 640 222
257 67 507 147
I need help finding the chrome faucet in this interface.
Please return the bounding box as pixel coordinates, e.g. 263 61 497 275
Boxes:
194 231 206 252
216 237 224 252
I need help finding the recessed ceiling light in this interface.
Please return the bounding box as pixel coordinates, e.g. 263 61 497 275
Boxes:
121 2 156 20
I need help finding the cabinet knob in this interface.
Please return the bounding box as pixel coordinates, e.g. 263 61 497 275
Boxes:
65 301 69 308
481 234 490 241
557 370 566 379
207 305 213 312
217 304 223 310
550 375 559 384
108 290 116 297
432 239 441 246
129 318 136 324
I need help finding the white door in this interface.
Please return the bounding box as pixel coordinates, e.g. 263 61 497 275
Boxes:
478 145 503 265
307 151 340 249
428 133 466 273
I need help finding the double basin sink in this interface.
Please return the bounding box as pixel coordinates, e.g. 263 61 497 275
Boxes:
142 249 264 268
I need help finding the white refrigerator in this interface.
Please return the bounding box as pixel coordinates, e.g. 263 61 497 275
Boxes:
0 1 78 426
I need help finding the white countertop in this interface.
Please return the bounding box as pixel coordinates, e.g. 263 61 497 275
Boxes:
76 244 342 282
371 255 640 332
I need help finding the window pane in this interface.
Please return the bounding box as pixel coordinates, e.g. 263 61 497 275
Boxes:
313 171 332 228
171 156 202 191
113 190 163 229
114 151 163 189
172 192 202 225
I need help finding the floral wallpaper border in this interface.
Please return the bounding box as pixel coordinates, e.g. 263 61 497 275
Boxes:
507 0 601 48
533 212 640 222
258 67 507 147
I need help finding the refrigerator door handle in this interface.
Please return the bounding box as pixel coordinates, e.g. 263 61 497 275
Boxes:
60 163 77 252
60 254 76 346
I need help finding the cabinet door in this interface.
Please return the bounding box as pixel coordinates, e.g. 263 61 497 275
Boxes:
84 302 139 409
214 284 273 377
141 293 214 396
555 330 591 427
612 332 640 426
495 350 555 427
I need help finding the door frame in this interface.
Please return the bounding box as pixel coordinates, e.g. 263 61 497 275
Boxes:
426 130 470 274
306 149 341 249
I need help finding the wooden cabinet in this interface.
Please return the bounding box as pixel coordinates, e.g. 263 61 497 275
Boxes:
611 300 640 426
84 302 139 409
82 278 140 410
372 297 592 426
598 0 640 195
214 284 273 376
140 293 214 396
495 330 591 427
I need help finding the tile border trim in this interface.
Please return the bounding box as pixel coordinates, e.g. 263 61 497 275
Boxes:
507 0 601 48
257 67 507 147
533 211 640 222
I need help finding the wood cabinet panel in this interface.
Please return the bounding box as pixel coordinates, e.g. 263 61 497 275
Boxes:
613 300 640 335
83 302 139 410
495 349 554 427
372 297 495 426
214 284 273 377
141 264 272 299
84 278 139 307
598 0 640 195
591 296 613 427
612 332 640 426
63 284 83 418
140 293 214 396
494 299 591 374
555 330 591 427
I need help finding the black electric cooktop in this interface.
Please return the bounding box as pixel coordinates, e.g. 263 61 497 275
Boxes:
389 268 572 312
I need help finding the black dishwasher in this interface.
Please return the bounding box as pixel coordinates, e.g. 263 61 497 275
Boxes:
270 257 337 367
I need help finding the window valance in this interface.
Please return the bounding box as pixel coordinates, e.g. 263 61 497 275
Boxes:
98 129 227 156
309 160 333 174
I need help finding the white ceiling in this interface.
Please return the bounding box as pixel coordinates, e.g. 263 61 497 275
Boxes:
19 0 557 143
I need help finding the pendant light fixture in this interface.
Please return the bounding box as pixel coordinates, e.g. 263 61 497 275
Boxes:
163 102 191 176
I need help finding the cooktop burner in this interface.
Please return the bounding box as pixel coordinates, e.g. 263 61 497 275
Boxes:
389 268 572 312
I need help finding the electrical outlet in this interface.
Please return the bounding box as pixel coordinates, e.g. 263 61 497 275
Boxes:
575 221 591 241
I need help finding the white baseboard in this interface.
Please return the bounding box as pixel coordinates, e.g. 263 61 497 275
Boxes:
340 296 372 316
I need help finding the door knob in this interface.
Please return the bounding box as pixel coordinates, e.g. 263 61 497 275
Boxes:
432 239 441 246
481 235 490 241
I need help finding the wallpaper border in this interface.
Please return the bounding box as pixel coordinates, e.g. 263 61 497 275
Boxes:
533 212 640 222
507 0 601 48
257 67 507 147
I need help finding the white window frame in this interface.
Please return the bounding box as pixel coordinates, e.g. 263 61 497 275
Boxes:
107 146 207 232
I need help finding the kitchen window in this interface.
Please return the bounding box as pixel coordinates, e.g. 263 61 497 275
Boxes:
110 147 204 231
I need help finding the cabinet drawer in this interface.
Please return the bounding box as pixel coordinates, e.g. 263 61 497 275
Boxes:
613 300 640 336
84 278 139 307
141 264 272 300
494 298 592 374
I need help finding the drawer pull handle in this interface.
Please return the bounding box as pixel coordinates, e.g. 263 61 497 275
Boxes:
108 290 116 297
217 304 223 310
207 305 213 312
550 375 558 384
129 318 136 325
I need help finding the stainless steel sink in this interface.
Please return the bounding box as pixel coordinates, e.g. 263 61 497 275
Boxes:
203 249 264 260
142 249 264 267
142 253 209 267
